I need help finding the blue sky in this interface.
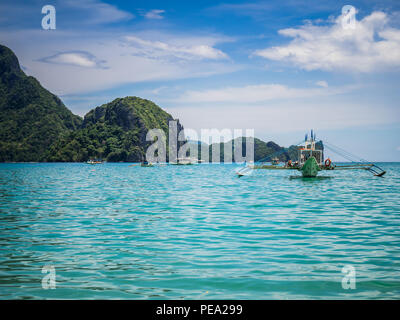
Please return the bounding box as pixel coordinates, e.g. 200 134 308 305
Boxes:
0 0 400 161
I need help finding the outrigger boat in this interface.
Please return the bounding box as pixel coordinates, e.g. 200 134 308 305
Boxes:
237 130 386 178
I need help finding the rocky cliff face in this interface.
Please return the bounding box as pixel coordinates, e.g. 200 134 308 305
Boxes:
0 44 82 161
83 96 184 147
46 96 185 162
0 44 323 163
0 44 185 163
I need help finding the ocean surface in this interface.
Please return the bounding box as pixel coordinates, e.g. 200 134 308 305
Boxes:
0 162 399 300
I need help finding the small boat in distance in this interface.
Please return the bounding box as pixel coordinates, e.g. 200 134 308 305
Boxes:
86 159 103 165
171 157 200 165
141 161 154 167
271 157 280 165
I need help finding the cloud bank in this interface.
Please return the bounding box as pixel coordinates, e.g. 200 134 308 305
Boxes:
254 11 400 72
125 36 229 61
175 83 352 104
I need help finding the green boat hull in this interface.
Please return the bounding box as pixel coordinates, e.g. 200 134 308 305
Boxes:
300 157 320 177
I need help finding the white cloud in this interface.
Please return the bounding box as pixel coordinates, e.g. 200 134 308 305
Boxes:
0 30 236 95
174 83 352 104
143 9 165 20
254 11 400 72
0 0 134 27
150 86 169 95
124 35 229 60
166 101 399 137
40 51 107 69
62 0 134 25
161 82 398 136
316 80 328 88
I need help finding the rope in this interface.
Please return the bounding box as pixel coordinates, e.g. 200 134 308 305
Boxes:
324 144 356 162
324 141 368 162
324 140 385 174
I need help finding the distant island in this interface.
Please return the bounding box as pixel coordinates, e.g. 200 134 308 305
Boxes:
0 44 322 163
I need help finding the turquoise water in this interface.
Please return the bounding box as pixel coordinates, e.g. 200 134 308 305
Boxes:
0 162 400 299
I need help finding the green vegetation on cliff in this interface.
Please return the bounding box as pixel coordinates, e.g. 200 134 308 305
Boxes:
209 137 291 162
45 97 183 162
0 45 82 162
188 137 323 163
0 44 323 163
0 45 183 162
191 137 291 162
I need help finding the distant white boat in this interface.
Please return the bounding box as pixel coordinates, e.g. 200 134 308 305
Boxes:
171 157 201 165
86 159 103 165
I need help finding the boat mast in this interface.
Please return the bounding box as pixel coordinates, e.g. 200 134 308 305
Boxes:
299 130 322 165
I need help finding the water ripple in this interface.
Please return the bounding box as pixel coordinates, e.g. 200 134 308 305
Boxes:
0 163 400 299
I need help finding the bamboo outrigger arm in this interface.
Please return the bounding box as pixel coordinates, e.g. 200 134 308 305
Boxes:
327 163 386 176
250 165 298 170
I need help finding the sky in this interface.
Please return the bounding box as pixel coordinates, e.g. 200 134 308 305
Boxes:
0 0 399 161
